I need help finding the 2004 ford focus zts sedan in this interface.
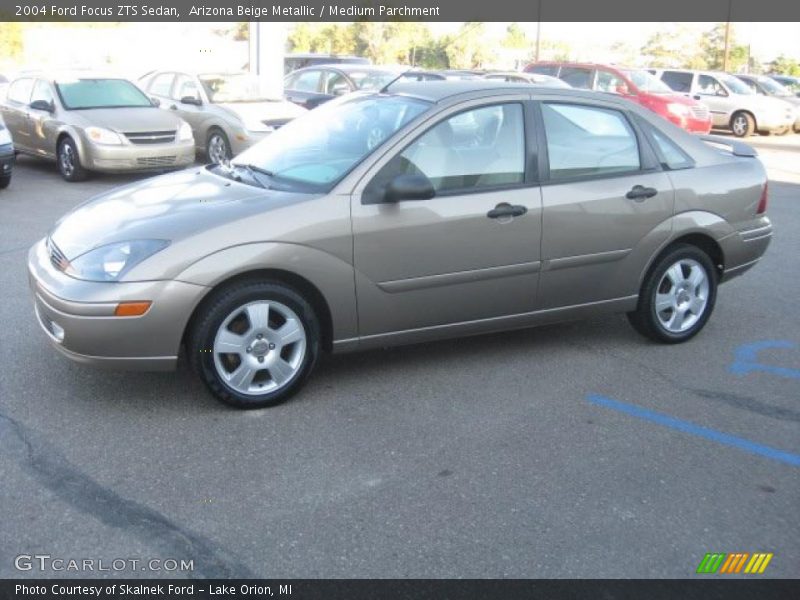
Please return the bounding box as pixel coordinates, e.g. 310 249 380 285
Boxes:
28 81 772 409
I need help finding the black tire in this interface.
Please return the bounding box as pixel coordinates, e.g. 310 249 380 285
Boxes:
189 280 321 409
627 244 718 344
0 175 10 189
206 129 231 164
57 137 88 182
730 111 755 138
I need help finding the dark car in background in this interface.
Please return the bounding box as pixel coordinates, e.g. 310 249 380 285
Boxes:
526 62 712 134
284 53 370 75
0 113 14 189
284 64 425 109
769 75 800 95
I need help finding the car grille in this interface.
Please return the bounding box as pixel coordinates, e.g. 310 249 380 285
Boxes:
262 118 292 130
136 156 176 168
46 237 70 272
690 105 710 120
124 131 176 145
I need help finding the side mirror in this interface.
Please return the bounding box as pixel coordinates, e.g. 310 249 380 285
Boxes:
180 96 202 106
331 84 349 97
715 88 728 97
29 99 54 112
150 96 161 107
384 174 435 203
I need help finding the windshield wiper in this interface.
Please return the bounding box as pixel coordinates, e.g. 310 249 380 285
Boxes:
233 163 275 178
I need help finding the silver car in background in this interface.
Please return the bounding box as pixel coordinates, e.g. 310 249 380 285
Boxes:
140 70 308 163
0 73 195 181
28 82 772 409
651 68 796 137
736 74 800 133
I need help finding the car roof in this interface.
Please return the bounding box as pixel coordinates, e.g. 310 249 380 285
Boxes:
295 64 408 74
386 80 604 103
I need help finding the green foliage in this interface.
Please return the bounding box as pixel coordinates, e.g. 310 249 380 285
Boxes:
503 23 529 50
767 55 800 76
0 23 24 60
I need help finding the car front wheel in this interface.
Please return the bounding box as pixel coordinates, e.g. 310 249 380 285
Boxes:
189 281 321 409
57 137 88 182
206 130 231 164
628 245 717 344
730 111 755 137
0 175 10 189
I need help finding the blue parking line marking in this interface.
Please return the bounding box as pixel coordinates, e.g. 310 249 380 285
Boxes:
729 340 800 380
586 394 800 468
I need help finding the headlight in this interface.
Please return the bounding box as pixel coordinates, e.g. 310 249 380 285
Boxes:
85 126 123 145
178 121 193 142
666 103 690 119
67 240 170 281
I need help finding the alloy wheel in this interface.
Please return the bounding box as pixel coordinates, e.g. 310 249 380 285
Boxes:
732 115 748 136
208 133 230 164
654 258 710 333
60 144 75 177
212 300 307 395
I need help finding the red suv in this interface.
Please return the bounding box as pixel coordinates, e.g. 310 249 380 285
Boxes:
525 62 712 134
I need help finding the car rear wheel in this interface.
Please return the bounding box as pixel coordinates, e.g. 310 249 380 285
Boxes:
189 281 321 409
730 111 755 137
57 137 88 182
206 130 231 164
627 245 717 344
0 175 10 189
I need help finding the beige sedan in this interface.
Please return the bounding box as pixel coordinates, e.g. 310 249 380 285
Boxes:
0 73 194 181
29 82 772 408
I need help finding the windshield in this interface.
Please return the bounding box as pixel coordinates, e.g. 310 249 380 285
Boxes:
621 69 672 93
717 74 754 95
231 94 430 192
756 77 792 96
56 79 152 109
200 74 278 102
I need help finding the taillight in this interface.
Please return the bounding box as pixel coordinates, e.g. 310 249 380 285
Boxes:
757 183 768 214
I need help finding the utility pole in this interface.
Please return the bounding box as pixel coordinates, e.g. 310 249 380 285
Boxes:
535 21 541 62
723 21 731 71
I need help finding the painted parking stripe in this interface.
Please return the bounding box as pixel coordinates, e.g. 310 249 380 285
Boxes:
729 340 800 380
586 394 800 468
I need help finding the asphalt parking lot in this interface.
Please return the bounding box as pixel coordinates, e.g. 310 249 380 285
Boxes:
0 136 798 579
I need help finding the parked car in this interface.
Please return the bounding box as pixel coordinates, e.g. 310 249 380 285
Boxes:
139 70 307 163
284 53 370 75
482 71 571 88
0 73 194 181
29 81 772 408
284 64 425 109
736 74 800 132
649 68 796 137
768 75 800 95
526 62 712 134
0 113 13 189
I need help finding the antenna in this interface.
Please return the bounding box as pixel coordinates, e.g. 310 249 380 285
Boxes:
378 70 418 94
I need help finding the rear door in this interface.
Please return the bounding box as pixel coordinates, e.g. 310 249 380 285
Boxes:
536 100 674 308
351 95 543 336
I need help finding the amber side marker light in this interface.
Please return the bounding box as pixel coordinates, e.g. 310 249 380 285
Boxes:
114 301 152 317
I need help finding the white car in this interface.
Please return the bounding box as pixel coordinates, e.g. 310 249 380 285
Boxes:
650 68 796 137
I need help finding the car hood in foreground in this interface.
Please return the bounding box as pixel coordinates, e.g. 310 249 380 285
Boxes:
50 167 318 260
71 107 184 133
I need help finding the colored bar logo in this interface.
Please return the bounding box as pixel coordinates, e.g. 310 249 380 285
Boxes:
696 552 773 574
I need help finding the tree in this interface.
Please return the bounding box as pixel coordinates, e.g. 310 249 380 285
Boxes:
640 26 706 68
766 55 800 76
502 23 528 50
445 23 496 69
702 23 748 71
0 23 23 62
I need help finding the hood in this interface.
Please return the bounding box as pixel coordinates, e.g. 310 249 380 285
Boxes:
217 100 307 124
640 91 697 107
74 107 184 133
50 167 317 260
737 94 795 113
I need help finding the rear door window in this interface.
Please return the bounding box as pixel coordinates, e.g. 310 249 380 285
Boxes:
542 103 640 180
660 71 693 93
558 67 594 90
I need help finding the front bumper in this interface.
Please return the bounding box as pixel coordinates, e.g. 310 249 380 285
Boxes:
755 112 795 132
83 139 195 173
0 145 14 178
28 239 208 370
229 130 270 156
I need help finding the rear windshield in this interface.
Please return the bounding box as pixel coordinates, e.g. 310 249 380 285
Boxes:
56 79 152 110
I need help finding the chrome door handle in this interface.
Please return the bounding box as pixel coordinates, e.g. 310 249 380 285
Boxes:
626 185 658 201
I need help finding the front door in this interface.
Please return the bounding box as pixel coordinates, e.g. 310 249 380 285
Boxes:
695 74 734 128
27 79 59 158
351 98 543 337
